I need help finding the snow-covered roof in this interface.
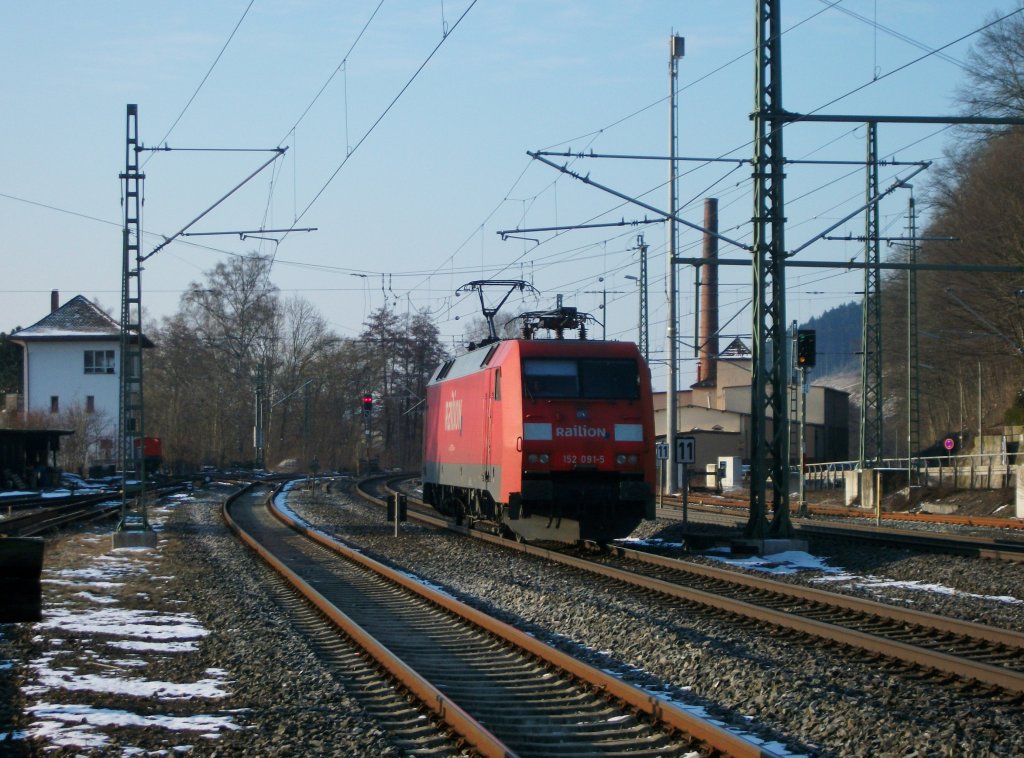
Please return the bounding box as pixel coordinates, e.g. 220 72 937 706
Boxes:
12 295 153 347
719 337 751 359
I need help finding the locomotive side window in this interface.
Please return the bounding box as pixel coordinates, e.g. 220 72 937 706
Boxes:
436 359 455 380
522 358 639 399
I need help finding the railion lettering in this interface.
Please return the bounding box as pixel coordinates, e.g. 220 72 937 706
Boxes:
554 425 608 439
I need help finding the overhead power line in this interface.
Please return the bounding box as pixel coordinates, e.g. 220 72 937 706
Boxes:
278 0 386 145
147 0 256 163
290 0 479 229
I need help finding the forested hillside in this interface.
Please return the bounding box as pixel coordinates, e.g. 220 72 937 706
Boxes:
877 11 1024 451
800 302 860 379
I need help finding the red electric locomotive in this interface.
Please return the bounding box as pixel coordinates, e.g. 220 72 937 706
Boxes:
422 309 655 543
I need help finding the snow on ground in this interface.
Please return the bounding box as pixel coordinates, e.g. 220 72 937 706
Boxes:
705 548 1023 606
811 572 1024 605
10 492 240 752
624 536 1022 607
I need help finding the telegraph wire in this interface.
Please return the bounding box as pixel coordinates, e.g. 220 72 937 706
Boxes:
817 0 983 77
277 0 386 145
146 0 256 165
542 1 840 152
289 0 479 229
792 7 1024 124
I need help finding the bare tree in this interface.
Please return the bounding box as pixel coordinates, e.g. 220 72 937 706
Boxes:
266 295 335 468
957 4 1024 124
54 402 112 476
177 253 281 465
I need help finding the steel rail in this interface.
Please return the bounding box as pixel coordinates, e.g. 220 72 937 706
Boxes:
662 492 1024 531
246 479 777 757
604 543 1024 651
500 532 1024 694
1 501 121 537
363 479 1024 694
656 498 1024 562
223 486 511 758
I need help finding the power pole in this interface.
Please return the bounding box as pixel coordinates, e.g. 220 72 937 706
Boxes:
114 104 155 548
665 34 684 496
860 121 883 467
254 364 265 469
747 0 792 540
906 194 920 484
635 234 649 361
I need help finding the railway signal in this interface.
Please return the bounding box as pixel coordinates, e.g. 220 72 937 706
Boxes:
361 393 373 419
797 329 816 368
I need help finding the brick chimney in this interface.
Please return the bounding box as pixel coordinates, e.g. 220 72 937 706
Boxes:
50 289 60 313
697 199 719 384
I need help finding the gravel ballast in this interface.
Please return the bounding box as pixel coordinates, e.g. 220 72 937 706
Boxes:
1 487 399 756
286 483 1024 757
4 481 1023 756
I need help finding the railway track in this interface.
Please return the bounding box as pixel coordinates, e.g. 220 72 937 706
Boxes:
657 498 1024 562
664 491 1024 531
0 496 121 537
359 476 1024 698
226 481 777 757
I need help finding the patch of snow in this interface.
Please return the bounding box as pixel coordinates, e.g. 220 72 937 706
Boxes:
813 573 1023 605
36 607 210 640
706 549 840 575
105 639 199 653
24 666 230 699
27 702 238 733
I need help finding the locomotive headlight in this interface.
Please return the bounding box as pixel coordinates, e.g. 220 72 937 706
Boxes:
616 454 626 465
628 454 638 464
538 453 550 464
527 453 538 463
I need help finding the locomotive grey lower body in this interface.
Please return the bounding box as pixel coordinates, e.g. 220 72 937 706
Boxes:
422 463 652 543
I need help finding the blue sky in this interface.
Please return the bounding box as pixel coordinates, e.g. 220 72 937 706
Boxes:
1 1 1018 388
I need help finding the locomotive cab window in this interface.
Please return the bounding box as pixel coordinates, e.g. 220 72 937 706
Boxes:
580 359 640 399
523 358 639 400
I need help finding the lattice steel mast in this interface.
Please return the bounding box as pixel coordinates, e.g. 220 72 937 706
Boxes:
114 103 154 546
747 0 793 539
859 122 883 466
636 234 649 362
906 194 921 479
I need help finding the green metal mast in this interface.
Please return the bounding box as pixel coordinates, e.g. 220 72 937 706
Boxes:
114 103 154 547
747 0 793 540
859 121 884 467
907 194 921 480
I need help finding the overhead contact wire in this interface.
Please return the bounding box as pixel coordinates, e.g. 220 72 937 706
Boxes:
146 0 257 165
290 0 479 229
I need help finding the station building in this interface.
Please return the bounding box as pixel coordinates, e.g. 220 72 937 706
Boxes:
3 291 152 481
654 337 851 477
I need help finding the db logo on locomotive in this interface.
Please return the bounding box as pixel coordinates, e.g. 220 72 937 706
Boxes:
444 391 462 432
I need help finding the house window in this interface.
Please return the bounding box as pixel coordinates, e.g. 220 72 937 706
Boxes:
50 396 59 414
84 349 116 375
86 396 95 414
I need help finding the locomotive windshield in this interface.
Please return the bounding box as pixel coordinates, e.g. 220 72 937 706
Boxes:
522 358 640 400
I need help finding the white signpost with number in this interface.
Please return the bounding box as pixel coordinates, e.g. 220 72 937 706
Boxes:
675 435 696 528
676 435 695 465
